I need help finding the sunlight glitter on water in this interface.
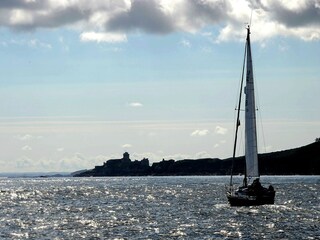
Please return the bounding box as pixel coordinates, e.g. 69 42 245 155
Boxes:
0 176 319 239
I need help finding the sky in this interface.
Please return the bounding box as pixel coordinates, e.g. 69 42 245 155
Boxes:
0 0 319 173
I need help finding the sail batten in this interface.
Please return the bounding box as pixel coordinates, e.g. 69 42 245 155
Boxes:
244 27 259 178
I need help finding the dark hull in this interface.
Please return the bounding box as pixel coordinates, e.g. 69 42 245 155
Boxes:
227 187 275 206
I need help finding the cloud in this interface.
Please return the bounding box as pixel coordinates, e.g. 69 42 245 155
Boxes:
195 151 211 159
15 134 33 141
248 0 320 41
180 39 191 48
161 153 191 161
191 129 209 136
80 32 127 43
215 126 228 135
265 145 273 152
106 0 177 34
214 139 226 148
148 132 157 137
16 156 33 168
21 145 32 151
251 0 320 28
58 36 70 51
15 134 43 141
0 0 318 42
122 143 132 148
28 39 52 49
58 152 114 171
6 38 52 49
14 153 111 172
57 147 64 152
128 102 143 107
58 153 89 171
201 46 213 53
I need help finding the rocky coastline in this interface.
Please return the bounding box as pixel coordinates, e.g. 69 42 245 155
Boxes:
74 141 320 177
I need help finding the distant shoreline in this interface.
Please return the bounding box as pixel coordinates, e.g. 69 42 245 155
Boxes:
1 174 320 179
75 141 320 177
1 141 318 178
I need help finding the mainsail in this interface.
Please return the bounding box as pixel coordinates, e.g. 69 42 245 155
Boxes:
244 27 259 178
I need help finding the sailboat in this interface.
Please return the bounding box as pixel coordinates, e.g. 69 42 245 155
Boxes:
226 26 275 206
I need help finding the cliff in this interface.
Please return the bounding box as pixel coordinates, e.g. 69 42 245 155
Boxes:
74 141 320 177
78 152 150 177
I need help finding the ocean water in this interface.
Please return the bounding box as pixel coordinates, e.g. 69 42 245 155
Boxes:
0 176 319 239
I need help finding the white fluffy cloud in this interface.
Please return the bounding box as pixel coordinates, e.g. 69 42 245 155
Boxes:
195 151 211 159
0 0 319 42
122 143 132 148
80 32 127 43
191 129 209 136
128 102 143 107
16 156 33 168
180 39 191 48
21 145 32 151
15 134 43 141
215 126 228 135
15 134 33 141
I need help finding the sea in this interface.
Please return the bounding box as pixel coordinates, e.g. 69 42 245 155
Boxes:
0 176 319 239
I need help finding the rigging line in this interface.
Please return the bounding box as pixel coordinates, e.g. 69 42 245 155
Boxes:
255 80 267 153
230 39 247 186
251 52 267 154
235 50 246 109
232 43 248 154
258 106 267 153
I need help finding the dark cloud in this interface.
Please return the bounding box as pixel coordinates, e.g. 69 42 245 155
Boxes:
273 3 320 27
106 0 175 34
106 0 229 34
11 7 90 31
185 0 229 25
251 0 320 27
32 7 90 29
0 0 319 41
0 0 47 9
0 0 231 34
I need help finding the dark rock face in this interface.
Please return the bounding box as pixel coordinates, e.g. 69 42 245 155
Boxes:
75 141 320 177
77 152 150 177
151 158 223 175
258 141 320 175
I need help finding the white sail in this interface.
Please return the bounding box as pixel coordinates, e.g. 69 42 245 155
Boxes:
244 28 259 178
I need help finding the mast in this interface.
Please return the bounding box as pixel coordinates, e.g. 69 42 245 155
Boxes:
244 26 259 180
229 42 247 186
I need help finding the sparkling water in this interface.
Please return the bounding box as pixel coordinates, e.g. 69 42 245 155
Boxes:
0 176 319 239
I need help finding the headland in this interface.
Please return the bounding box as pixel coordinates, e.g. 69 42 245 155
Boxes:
74 141 320 177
